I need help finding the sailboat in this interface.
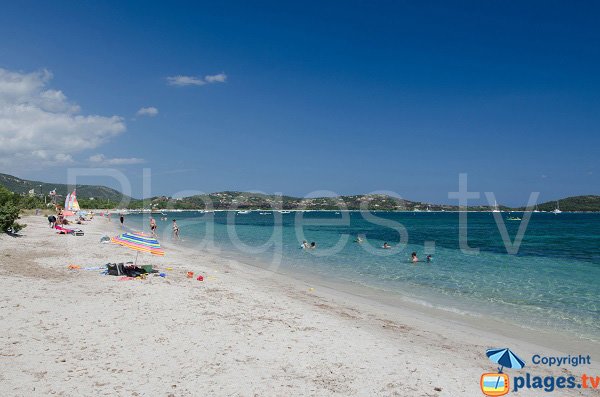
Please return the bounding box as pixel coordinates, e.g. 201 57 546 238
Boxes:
533 204 540 213
64 190 80 211
492 200 501 213
552 201 562 214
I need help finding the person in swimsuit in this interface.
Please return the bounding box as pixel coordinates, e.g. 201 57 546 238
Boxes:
411 252 419 263
150 217 157 236
119 214 124 228
383 242 391 249
172 219 179 239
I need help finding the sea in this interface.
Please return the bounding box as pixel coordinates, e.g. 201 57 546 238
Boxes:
122 211 600 341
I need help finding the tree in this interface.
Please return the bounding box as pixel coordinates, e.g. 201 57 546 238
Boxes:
0 185 26 233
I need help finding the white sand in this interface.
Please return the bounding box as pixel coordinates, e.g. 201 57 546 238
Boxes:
1 216 598 396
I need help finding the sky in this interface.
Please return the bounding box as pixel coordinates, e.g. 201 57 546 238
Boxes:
0 1 599 206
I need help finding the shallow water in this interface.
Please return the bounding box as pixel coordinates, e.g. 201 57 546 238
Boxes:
124 211 600 341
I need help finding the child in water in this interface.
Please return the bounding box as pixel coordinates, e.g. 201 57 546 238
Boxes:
411 252 419 263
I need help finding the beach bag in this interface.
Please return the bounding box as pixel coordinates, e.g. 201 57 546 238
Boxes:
107 263 126 276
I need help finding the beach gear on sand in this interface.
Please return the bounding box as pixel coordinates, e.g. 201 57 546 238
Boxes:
54 225 84 236
197 275 204 281
186 271 194 278
111 232 164 267
111 232 165 256
106 263 157 277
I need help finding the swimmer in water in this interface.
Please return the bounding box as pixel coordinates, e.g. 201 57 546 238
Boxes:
383 242 391 249
426 254 432 263
411 252 419 263
355 235 363 243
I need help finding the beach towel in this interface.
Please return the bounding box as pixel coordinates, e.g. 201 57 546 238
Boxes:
55 225 74 234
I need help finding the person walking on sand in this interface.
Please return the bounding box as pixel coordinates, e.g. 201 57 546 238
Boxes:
119 213 124 228
150 217 157 236
172 219 179 239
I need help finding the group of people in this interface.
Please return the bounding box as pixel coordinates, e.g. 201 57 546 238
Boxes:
357 236 433 263
47 208 89 228
147 217 179 239
410 252 432 263
114 213 180 239
301 240 317 249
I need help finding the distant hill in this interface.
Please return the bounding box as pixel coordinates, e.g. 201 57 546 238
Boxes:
1 172 598 211
151 191 476 211
0 172 133 204
516 195 600 212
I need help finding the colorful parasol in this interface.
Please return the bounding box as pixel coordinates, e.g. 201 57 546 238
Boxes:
111 232 165 256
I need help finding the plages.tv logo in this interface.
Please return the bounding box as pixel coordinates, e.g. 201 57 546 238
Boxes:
480 348 526 396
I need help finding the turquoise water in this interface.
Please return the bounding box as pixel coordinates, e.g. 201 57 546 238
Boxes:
124 211 600 340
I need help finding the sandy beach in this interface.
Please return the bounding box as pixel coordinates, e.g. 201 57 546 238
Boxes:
1 215 598 397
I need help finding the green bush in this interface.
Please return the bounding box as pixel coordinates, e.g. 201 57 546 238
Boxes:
0 185 26 233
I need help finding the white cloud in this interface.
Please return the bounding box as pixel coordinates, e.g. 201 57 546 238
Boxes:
167 75 206 86
167 72 227 87
89 153 145 165
204 73 227 83
0 68 126 167
136 106 158 117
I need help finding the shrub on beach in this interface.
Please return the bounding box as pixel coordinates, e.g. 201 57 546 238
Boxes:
0 185 26 233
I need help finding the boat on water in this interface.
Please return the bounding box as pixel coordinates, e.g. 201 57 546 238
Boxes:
533 204 540 213
237 210 251 215
279 210 291 214
492 200 501 213
552 201 562 214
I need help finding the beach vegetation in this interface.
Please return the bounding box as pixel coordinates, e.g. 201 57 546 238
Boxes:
0 185 26 233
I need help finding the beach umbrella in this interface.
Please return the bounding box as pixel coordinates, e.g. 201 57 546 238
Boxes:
111 232 165 265
486 348 525 372
486 348 525 388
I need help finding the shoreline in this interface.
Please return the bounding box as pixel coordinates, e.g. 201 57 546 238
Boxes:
110 212 600 357
169 236 600 355
1 215 598 396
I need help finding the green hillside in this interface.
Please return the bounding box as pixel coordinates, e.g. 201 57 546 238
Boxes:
525 195 600 212
0 173 133 204
1 172 598 211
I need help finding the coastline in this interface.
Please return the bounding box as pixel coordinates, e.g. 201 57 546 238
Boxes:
1 215 598 396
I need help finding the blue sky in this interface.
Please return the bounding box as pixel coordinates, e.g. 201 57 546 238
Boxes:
0 1 598 205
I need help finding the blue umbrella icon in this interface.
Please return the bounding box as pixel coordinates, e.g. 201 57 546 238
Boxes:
486 348 525 389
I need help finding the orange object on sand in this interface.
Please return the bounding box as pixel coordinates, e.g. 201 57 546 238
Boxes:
186 271 194 278
68 265 81 270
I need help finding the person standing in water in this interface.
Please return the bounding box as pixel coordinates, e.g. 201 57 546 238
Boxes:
150 217 157 236
172 219 180 239
411 252 419 263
